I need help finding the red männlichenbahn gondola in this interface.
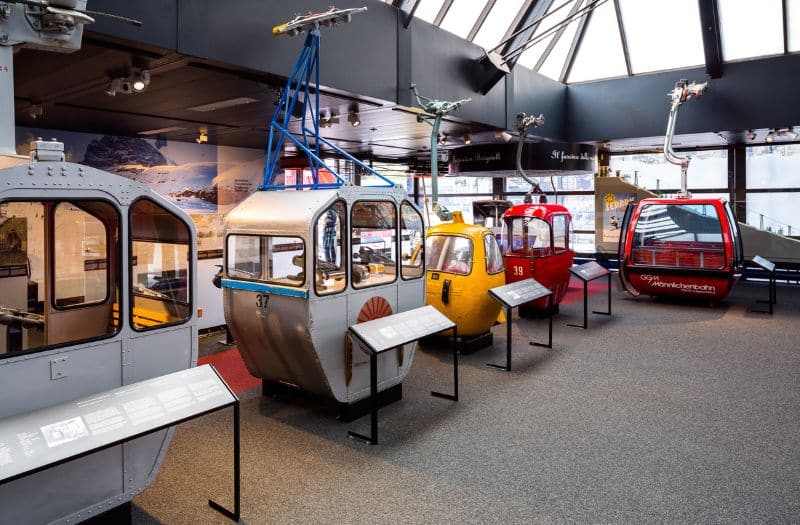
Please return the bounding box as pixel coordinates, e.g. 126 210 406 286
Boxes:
618 197 743 302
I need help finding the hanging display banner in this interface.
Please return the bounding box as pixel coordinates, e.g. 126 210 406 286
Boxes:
449 142 596 175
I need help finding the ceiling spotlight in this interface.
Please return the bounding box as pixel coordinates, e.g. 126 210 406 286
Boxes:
438 134 448 145
745 129 756 141
195 127 208 144
348 111 361 127
105 68 150 96
464 133 472 145
131 69 150 92
766 129 775 143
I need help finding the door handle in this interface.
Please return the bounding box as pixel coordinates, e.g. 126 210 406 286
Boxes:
442 279 451 304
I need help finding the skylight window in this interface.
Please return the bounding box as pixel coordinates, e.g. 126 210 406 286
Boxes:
440 0 489 39
472 0 526 52
618 0 704 74
567 0 627 83
516 0 579 70
788 0 800 52
718 0 784 61
537 10 582 81
414 0 446 24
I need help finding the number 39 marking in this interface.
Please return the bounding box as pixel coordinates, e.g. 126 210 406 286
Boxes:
256 294 269 309
513 266 524 276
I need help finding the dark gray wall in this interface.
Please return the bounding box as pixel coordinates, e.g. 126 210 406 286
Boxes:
89 0 178 51
401 19 507 129
89 0 399 103
87 0 800 144
567 54 800 143
508 67 567 141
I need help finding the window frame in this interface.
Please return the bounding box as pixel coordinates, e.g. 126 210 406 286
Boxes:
128 196 194 333
313 200 348 297
552 213 569 254
350 199 399 290
51 201 114 311
630 202 726 270
0 198 123 360
503 216 554 259
425 233 475 277
400 200 425 281
224 233 307 289
482 232 505 275
225 233 264 282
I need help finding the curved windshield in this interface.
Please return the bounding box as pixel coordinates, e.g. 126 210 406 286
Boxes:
425 235 473 276
631 203 725 269
502 216 551 257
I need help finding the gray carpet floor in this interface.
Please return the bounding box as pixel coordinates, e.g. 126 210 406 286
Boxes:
132 279 800 524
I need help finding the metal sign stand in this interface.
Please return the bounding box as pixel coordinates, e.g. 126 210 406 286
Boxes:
346 306 458 445
750 255 777 315
486 278 554 372
566 261 612 330
0 366 242 524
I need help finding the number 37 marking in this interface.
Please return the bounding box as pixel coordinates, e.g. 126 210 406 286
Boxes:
256 294 269 309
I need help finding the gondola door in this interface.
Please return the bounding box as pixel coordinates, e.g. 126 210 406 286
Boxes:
617 202 639 296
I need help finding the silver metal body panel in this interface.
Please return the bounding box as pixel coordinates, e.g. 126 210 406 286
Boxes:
224 185 424 403
0 160 197 524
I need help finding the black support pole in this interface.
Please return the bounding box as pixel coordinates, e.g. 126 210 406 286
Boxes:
431 326 459 401
208 401 242 523
568 281 589 329
487 306 514 371
348 347 379 445
370 352 378 443
506 306 512 370
592 272 612 316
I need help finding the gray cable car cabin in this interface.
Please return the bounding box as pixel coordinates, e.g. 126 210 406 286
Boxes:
221 184 425 407
0 150 197 524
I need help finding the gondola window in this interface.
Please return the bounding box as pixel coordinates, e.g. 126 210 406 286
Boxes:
351 201 397 288
315 201 346 295
400 201 424 280
130 199 191 330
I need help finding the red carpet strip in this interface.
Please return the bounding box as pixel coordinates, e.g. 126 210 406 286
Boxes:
198 349 261 394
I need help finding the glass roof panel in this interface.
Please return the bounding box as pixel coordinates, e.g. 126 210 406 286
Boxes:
473 0 526 51
788 0 800 52
517 34 556 69
414 0 446 24
718 0 784 61
516 0 579 70
440 0 490 39
567 0 627 83
619 0 705 74
538 8 582 80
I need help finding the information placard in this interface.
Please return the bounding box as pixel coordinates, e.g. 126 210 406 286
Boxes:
488 278 552 309
0 365 235 484
569 261 609 282
751 255 775 273
350 305 454 354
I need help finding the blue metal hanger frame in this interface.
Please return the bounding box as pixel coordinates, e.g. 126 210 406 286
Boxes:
261 30 394 190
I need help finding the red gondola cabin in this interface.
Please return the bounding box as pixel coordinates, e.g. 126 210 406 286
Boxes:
501 204 573 313
618 197 743 302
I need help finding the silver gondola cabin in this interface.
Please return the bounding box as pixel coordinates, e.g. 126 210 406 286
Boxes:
222 184 425 406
